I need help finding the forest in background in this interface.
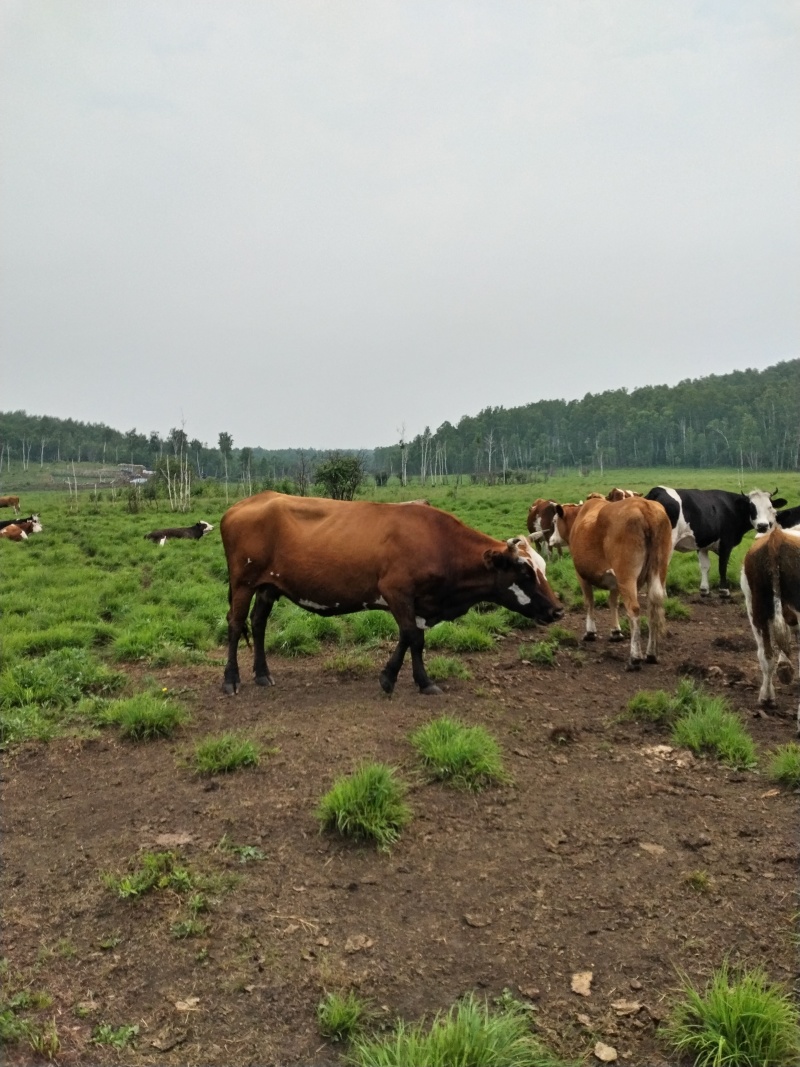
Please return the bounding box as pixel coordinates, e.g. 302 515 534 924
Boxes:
2 359 798 485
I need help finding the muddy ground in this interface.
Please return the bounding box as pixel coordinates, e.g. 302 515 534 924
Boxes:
2 594 799 1066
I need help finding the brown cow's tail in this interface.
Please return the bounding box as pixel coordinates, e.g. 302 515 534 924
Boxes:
767 530 792 659
644 519 671 648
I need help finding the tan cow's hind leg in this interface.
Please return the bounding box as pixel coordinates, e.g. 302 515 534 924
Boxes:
645 576 666 663
579 577 598 642
607 589 624 642
618 578 643 670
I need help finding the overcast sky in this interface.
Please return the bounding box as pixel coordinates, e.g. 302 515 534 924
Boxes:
1 2 798 450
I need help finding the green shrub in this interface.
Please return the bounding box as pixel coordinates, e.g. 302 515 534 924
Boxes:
317 990 370 1042
766 743 800 788
316 764 411 851
410 717 509 790
349 992 564 1066
661 962 800 1067
193 733 260 774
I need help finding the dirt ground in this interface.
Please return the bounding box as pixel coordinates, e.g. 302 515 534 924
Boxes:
2 594 799 1067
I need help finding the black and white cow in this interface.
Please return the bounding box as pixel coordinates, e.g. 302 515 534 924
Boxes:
144 521 214 546
644 487 786 596
776 504 800 533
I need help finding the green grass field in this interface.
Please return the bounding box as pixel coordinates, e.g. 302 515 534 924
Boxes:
1 468 795 745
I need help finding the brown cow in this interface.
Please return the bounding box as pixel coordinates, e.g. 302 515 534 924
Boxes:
220 492 563 696
526 499 564 558
550 496 672 670
0 495 21 514
0 518 42 541
605 487 642 502
740 526 800 732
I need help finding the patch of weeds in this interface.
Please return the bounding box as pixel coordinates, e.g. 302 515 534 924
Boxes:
660 961 800 1067
103 693 189 740
316 763 412 851
323 651 373 678
546 625 579 647
410 716 510 790
171 919 207 939
266 616 321 656
98 934 121 950
767 743 800 789
348 991 564 1066
347 611 398 646
0 965 57 1056
426 622 494 653
683 870 712 893
426 656 472 682
193 732 261 774
101 850 199 900
664 597 691 620
518 641 557 667
671 695 757 770
91 1022 139 1049
217 835 266 864
317 990 371 1042
624 689 680 727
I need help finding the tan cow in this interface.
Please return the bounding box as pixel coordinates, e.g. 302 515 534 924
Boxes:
740 525 800 732
220 492 563 696
0 495 21 514
550 496 673 670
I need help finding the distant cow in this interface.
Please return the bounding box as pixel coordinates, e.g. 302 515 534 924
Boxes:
220 492 563 696
0 518 43 542
144 521 214 546
740 525 800 733
527 499 565 558
605 487 642 502
644 487 786 596
0 495 20 513
550 496 672 670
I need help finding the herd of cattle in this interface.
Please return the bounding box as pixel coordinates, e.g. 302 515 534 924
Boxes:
2 484 798 730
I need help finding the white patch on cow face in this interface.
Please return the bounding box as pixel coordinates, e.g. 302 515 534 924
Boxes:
299 599 328 611
159 536 167 546
514 538 547 576
748 490 777 535
509 583 531 606
415 616 428 629
200 522 214 532
31 521 42 533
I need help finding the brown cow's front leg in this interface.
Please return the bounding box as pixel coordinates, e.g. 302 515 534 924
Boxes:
250 590 276 687
407 627 441 695
380 633 409 694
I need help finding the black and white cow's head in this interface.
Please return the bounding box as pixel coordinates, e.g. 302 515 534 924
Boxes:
745 488 787 536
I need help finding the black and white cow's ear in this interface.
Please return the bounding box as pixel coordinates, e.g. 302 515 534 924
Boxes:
771 497 787 509
554 504 565 518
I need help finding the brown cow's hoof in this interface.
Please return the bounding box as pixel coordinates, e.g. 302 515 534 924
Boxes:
420 683 443 695
254 675 274 687
625 659 642 672
609 629 624 642
582 632 597 642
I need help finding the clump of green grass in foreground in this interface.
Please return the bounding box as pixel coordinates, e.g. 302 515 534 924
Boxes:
316 764 411 851
660 961 800 1067
91 1022 139 1049
664 597 691 620
193 733 261 774
767 742 800 788
624 677 708 728
317 990 371 1042
425 622 494 653
546 625 579 647
348 992 565 1067
410 716 509 790
101 851 208 900
323 651 373 678
671 695 757 770
518 641 556 667
103 693 188 740
426 656 472 682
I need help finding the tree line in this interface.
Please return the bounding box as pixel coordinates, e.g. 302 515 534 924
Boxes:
1 360 797 488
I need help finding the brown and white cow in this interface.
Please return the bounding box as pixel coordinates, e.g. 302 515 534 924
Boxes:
0 495 21 514
550 496 673 670
220 492 563 696
527 499 565 558
605 487 642 502
740 525 800 732
0 518 43 541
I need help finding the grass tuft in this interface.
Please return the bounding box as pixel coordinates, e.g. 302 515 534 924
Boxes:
317 990 371 1042
103 693 188 740
426 656 472 681
661 961 800 1067
671 696 757 770
316 763 411 851
518 641 557 667
766 743 800 788
410 716 509 790
193 733 261 774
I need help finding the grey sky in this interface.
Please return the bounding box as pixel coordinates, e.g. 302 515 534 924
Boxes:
2 1 798 450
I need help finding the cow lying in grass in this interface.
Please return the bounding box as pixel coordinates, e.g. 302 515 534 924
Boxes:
740 525 800 733
0 514 39 531
144 521 214 546
0 518 43 541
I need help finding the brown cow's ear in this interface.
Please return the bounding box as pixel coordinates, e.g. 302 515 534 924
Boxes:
484 548 512 571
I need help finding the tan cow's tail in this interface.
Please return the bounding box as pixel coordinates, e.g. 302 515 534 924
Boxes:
767 530 792 659
644 518 671 648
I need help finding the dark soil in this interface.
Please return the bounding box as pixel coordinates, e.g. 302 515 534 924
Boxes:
2 595 799 1066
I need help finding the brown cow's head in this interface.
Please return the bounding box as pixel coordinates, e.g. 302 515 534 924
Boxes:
483 537 563 623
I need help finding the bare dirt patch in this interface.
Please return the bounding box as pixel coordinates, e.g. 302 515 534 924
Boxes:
2 596 799 1066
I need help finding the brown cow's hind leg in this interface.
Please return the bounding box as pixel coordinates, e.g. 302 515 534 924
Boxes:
250 590 276 687
223 585 255 695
